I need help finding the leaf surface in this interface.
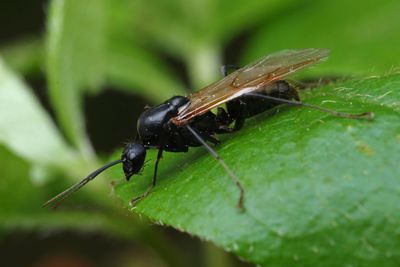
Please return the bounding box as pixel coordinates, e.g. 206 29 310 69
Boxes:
46 0 107 155
115 75 400 266
0 57 73 166
244 0 400 76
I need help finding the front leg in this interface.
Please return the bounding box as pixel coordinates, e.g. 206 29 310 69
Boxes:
221 63 248 131
131 145 164 206
215 107 235 134
224 99 247 131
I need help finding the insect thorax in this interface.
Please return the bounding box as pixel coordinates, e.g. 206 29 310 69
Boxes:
137 96 189 148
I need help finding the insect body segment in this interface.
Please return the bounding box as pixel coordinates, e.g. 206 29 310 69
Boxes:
122 143 146 179
44 48 373 211
227 80 300 130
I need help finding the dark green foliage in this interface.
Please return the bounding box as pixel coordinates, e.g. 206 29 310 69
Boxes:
0 0 399 266
115 75 400 266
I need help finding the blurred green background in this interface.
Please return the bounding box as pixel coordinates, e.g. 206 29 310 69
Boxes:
0 0 399 266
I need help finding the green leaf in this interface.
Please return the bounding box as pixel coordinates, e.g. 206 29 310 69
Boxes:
0 57 74 167
123 0 296 88
0 142 187 267
128 0 295 54
0 37 44 77
210 0 295 42
105 1 186 100
46 0 107 156
0 143 147 242
244 0 400 76
115 74 400 266
106 42 186 102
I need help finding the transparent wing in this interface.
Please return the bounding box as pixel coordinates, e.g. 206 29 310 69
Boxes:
171 48 329 126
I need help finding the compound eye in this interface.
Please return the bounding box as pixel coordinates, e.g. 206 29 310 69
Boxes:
126 150 137 161
122 143 140 161
122 158 134 179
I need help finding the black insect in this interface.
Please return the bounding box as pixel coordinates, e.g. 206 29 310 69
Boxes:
43 48 373 210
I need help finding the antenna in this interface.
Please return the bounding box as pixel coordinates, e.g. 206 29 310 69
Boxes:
43 159 122 209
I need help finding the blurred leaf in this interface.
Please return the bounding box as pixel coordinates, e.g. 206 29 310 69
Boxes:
211 0 295 42
0 143 187 267
0 37 44 77
129 0 295 55
105 1 187 97
115 74 400 266
244 0 400 76
0 57 74 166
0 143 147 241
106 42 186 102
46 0 107 156
125 0 296 88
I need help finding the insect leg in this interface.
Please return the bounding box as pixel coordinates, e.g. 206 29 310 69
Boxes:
245 93 374 119
224 98 248 131
203 134 220 145
152 146 164 186
185 125 245 211
232 100 247 131
131 146 164 205
215 107 235 134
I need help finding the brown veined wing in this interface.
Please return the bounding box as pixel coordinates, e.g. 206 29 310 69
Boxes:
171 48 329 126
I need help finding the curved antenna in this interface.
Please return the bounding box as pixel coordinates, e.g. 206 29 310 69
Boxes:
43 159 122 209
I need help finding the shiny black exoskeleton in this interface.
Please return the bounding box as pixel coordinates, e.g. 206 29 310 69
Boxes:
43 79 301 208
121 95 234 179
120 81 299 189
227 80 299 130
43 80 372 210
43 50 373 210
